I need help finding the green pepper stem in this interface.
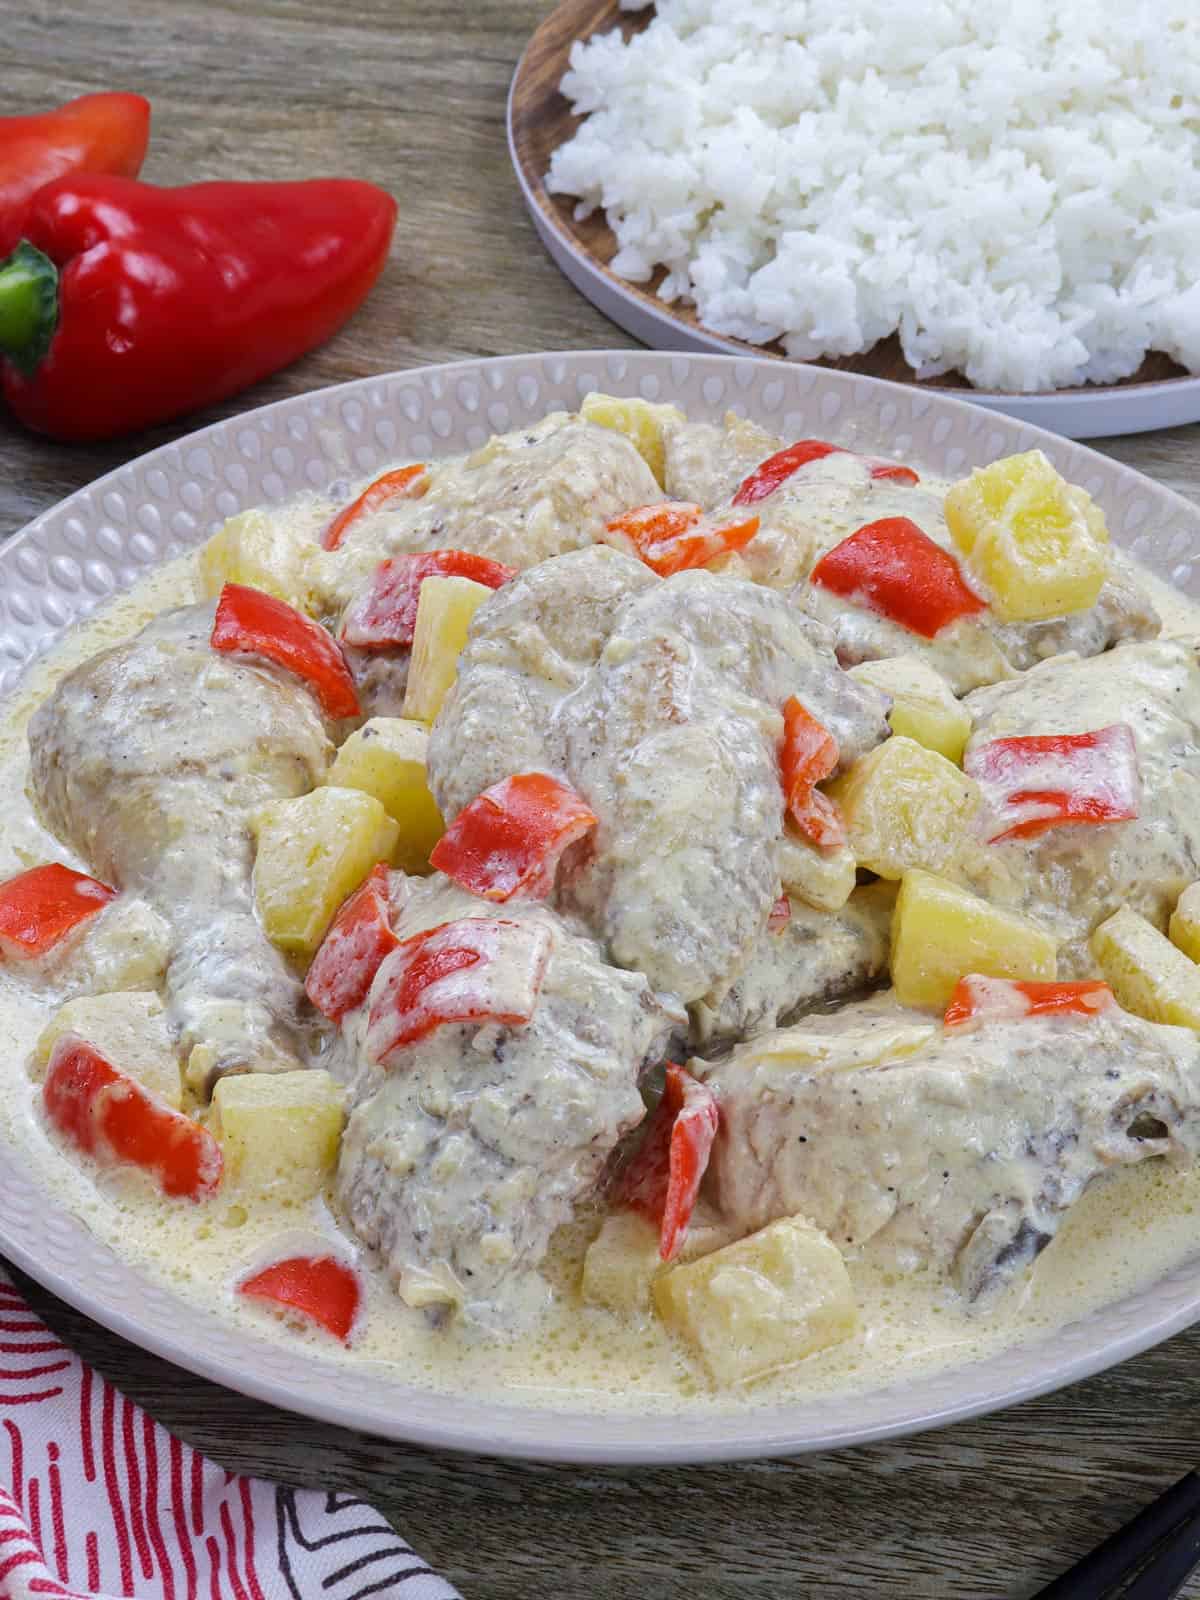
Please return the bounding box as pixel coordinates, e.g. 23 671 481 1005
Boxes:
0 242 59 376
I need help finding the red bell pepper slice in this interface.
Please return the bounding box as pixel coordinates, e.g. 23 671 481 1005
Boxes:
606 502 760 578
0 93 150 258
0 862 116 960
43 1036 221 1201
322 465 429 552
733 440 919 506
944 975 1115 1029
365 916 551 1064
779 698 845 852
964 723 1140 844
305 864 399 1024
810 516 986 638
238 1254 363 1344
340 549 516 648
430 773 598 902
767 893 792 934
211 582 360 719
0 174 396 442
617 1064 720 1263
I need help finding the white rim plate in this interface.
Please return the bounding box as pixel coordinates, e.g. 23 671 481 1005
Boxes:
3 350 1200 1463
506 52 1200 443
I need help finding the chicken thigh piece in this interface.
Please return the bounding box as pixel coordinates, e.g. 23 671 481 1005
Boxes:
699 995 1200 1300
662 414 1159 694
335 876 675 1326
29 603 332 1087
427 546 890 1007
313 412 661 620
956 638 1200 973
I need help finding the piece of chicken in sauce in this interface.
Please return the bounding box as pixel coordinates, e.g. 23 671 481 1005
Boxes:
659 412 1159 694
426 544 890 1012
698 991 1200 1300
28 602 332 1090
333 875 675 1325
954 638 1200 974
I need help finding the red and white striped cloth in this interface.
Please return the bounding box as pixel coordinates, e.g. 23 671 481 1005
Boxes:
0 1266 460 1600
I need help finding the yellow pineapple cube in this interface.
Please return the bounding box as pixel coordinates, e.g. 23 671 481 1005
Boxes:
581 1208 735 1315
327 718 444 875
198 509 317 611
848 657 972 765
580 392 685 486
252 786 399 955
892 868 1057 1010
827 737 980 880
944 450 1108 622
652 1216 858 1385
1092 907 1200 1030
1169 883 1200 967
211 1069 345 1201
402 575 493 724
777 833 857 913
33 991 180 1107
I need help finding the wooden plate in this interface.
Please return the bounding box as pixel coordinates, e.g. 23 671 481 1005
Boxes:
508 0 1200 439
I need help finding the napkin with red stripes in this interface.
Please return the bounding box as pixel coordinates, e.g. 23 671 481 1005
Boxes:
0 1266 460 1600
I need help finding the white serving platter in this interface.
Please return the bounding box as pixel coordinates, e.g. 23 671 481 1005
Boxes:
2 350 1200 1463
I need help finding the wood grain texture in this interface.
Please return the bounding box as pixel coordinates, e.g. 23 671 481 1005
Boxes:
3 4 1200 1597
510 0 1190 396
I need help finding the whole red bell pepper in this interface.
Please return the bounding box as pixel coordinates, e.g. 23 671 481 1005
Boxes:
0 173 396 441
0 93 150 258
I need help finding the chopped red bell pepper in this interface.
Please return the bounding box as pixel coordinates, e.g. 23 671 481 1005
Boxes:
305 864 398 1024
733 440 919 506
810 516 986 639
617 1064 720 1263
430 772 598 902
767 893 792 934
606 501 760 578
365 917 551 1064
0 173 396 442
340 549 516 648
779 698 845 852
43 1035 221 1201
238 1254 362 1344
0 862 117 960
964 723 1140 844
944 975 1115 1029
211 582 360 719
0 93 150 259
322 465 429 553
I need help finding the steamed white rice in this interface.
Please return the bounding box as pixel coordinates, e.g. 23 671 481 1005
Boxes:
547 0 1200 393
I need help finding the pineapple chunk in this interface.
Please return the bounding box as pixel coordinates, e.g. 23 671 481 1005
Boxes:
402 575 493 724
252 786 399 955
198 508 317 611
581 1208 736 1315
944 450 1109 623
848 657 972 765
33 991 180 1107
828 737 980 881
327 718 444 874
892 868 1057 1010
777 833 857 913
652 1216 858 1385
1169 883 1200 966
1092 906 1200 1030
580 392 685 487
211 1069 344 1200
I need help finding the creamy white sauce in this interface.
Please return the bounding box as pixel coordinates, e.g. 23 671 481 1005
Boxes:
4 541 1200 1415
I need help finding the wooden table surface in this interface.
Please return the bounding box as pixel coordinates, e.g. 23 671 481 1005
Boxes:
6 3 1200 1596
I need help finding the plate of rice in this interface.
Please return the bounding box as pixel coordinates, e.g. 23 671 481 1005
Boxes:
508 0 1200 438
